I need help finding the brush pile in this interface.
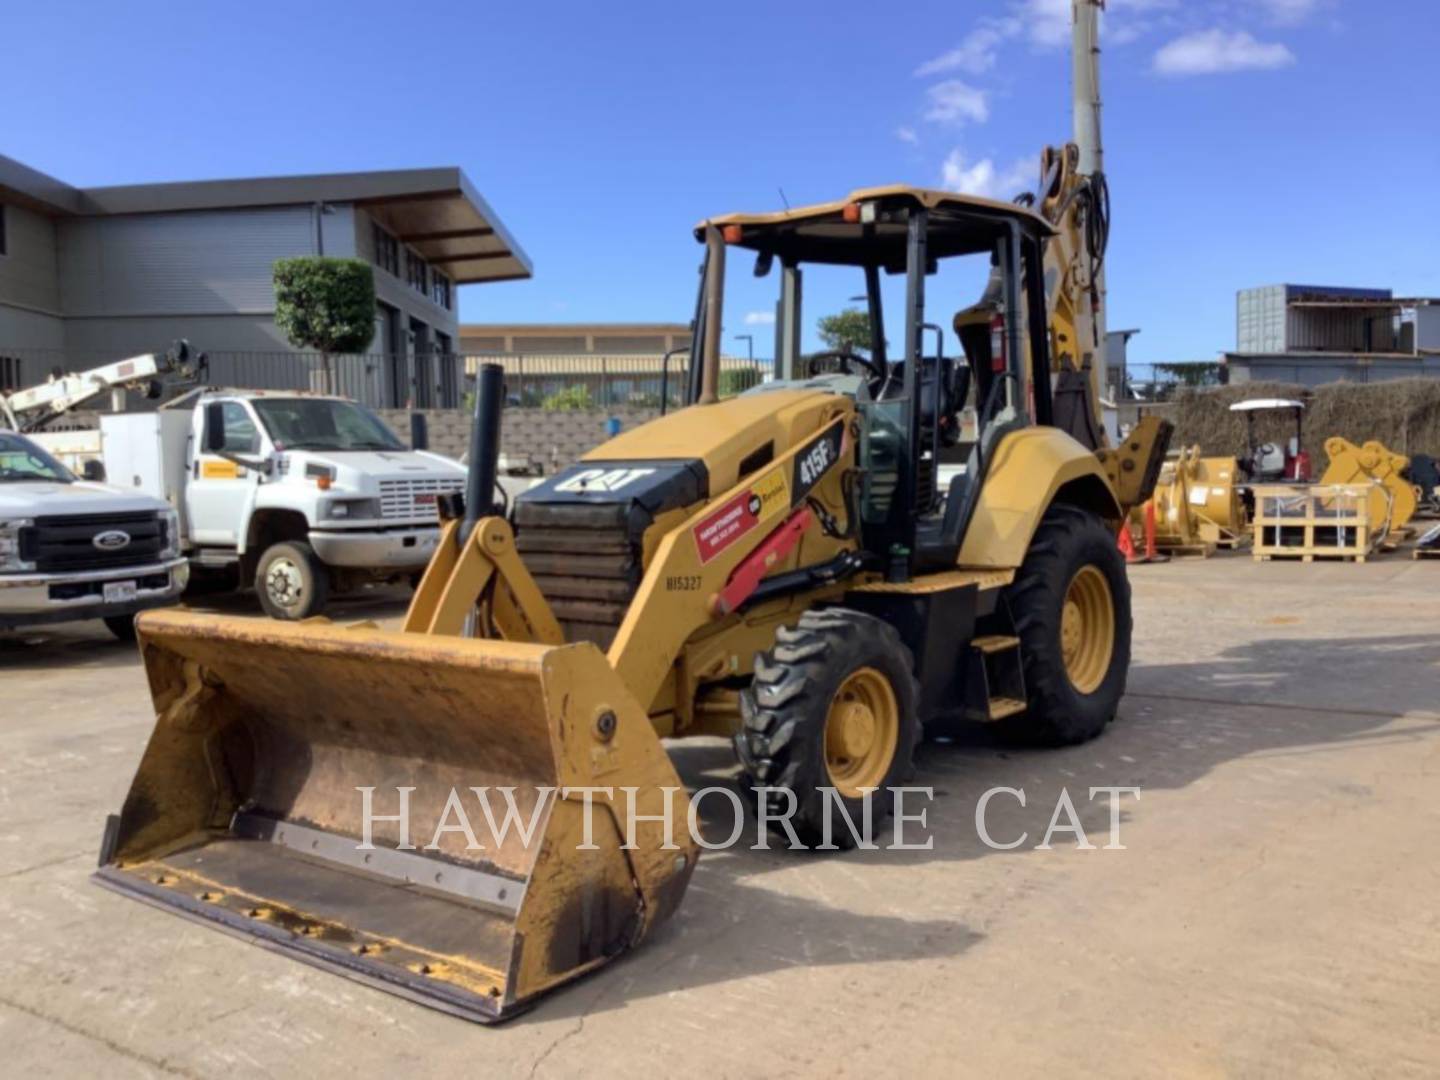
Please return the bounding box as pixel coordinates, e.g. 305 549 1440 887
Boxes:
1169 379 1440 464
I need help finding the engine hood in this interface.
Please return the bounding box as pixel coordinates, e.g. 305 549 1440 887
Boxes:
581 388 848 495
288 449 465 480
0 481 170 519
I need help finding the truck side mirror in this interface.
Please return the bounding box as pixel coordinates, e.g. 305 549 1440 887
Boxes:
82 459 107 483
204 402 226 453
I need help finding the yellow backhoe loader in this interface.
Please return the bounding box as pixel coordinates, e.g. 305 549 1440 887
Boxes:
96 186 1168 1023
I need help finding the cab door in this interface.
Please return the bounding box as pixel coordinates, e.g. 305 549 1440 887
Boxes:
186 400 263 546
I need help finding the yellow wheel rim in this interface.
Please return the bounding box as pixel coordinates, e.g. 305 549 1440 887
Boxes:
1060 565 1115 695
824 667 899 798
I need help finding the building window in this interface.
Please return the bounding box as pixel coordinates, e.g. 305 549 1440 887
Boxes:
431 270 451 310
372 221 399 276
406 250 428 294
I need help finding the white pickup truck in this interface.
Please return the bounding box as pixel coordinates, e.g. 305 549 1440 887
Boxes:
40 390 465 619
0 430 188 638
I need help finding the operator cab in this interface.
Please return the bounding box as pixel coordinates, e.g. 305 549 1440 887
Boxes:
688 186 1058 574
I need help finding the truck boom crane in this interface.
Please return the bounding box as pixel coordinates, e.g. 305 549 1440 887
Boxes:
0 341 205 433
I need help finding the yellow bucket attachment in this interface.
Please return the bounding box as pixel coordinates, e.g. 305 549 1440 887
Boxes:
95 610 697 1023
1320 437 1418 533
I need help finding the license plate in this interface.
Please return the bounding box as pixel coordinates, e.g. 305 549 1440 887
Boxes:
103 581 137 604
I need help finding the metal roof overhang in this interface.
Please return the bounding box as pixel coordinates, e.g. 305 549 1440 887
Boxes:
70 166 532 286
359 171 532 285
1287 298 1437 310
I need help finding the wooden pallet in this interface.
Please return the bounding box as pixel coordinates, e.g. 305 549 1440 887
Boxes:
1414 547 1440 560
1250 484 1374 564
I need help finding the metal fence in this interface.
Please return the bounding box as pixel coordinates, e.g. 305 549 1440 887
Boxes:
1113 362 1225 402
0 347 773 413
463 353 770 410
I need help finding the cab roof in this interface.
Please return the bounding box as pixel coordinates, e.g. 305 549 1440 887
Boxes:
697 185 1054 270
1230 398 1305 412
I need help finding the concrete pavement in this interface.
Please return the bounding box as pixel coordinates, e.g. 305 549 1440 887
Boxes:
1 557 1438 1077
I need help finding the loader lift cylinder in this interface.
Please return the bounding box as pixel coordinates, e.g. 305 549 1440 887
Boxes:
463 362 505 544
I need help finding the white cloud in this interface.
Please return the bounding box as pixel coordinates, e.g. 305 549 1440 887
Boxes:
1012 0 1179 49
915 19 1018 77
1152 29 1296 75
896 125 919 145
1259 0 1319 25
1014 0 1072 47
941 150 1035 201
743 311 776 327
924 80 990 125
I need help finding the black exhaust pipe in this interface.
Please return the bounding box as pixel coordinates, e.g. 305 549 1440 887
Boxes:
410 411 429 451
461 363 505 544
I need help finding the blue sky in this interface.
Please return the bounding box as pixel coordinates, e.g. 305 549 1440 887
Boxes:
9 0 1437 364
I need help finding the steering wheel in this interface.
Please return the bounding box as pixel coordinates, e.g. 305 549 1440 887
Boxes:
804 350 886 383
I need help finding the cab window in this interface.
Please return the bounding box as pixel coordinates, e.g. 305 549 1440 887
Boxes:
209 402 261 454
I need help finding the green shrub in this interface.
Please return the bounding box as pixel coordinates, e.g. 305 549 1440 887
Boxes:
541 385 593 411
273 257 377 392
719 367 762 398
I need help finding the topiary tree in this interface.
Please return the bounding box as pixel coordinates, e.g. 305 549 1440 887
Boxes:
817 308 873 355
273 257 377 393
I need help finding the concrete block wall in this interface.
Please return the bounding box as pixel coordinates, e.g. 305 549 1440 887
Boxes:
376 405 662 470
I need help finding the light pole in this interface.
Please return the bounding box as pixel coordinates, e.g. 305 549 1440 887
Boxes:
734 334 754 362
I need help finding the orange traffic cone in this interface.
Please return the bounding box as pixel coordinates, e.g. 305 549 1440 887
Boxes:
1117 522 1138 562
1143 500 1167 562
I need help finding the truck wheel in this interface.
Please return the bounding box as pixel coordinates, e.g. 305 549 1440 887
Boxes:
998 503 1131 746
737 609 919 849
255 541 330 620
103 615 137 642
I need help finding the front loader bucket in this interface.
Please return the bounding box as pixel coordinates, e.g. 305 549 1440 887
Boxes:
94 610 697 1023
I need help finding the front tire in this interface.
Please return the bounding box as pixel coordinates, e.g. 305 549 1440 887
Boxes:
996 503 1132 746
103 614 137 642
737 609 919 848
255 540 330 620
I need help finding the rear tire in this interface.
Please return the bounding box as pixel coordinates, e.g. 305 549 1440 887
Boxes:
255 540 330 620
996 503 1131 746
103 614 137 642
737 609 919 848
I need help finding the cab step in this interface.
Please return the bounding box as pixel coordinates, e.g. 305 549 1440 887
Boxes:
971 634 1020 654
987 697 1027 721
962 632 1028 724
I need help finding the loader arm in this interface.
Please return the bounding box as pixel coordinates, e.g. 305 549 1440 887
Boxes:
403 515 564 643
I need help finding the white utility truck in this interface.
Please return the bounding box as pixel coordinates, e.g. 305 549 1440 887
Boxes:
10 347 467 620
84 389 466 619
0 429 188 638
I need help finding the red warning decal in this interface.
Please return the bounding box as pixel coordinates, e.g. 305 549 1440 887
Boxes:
693 490 761 564
693 468 789 565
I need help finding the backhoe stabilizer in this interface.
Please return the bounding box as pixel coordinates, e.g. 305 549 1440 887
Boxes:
94 609 697 1023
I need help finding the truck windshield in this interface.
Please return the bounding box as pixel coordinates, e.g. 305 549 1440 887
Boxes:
251 399 406 452
0 432 75 483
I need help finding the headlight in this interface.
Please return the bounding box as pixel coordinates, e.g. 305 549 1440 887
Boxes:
0 518 36 573
159 508 181 559
322 498 381 521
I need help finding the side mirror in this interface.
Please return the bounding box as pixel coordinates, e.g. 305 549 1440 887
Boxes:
204 402 226 453
753 251 774 278
82 459 107 483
